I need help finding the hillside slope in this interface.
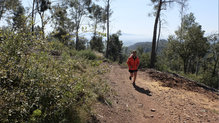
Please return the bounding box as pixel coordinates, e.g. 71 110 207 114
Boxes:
93 64 219 123
128 39 167 53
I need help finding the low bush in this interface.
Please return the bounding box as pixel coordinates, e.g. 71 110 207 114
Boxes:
201 72 219 89
138 53 150 69
77 50 97 60
0 31 109 122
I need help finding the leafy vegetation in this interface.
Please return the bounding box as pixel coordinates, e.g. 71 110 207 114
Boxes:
0 30 110 122
0 1 121 121
0 0 218 122
155 13 219 89
90 36 104 53
107 31 123 62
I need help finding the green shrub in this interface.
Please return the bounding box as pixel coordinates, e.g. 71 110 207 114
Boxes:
77 50 97 60
0 31 109 122
138 53 150 69
201 72 219 89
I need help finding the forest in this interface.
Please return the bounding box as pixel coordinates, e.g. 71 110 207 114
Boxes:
134 12 219 89
0 0 218 122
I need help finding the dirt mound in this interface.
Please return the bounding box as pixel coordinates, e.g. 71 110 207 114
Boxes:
146 69 219 99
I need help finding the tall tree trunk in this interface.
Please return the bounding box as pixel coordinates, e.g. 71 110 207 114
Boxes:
195 58 200 76
106 0 110 58
183 59 188 74
179 0 185 43
39 12 45 39
187 58 192 73
150 0 162 68
212 57 219 77
75 10 79 50
203 58 207 71
76 25 79 50
156 17 161 53
94 19 97 36
32 0 35 35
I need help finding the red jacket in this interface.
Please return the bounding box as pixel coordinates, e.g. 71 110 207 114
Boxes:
127 55 140 70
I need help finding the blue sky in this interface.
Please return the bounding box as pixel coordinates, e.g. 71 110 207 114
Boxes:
110 0 218 45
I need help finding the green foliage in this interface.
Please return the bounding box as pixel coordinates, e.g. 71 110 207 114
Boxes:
34 0 51 39
64 0 92 50
118 47 129 64
77 37 88 50
77 50 97 60
0 31 109 122
201 72 219 89
138 53 150 69
108 33 123 61
90 36 104 53
52 28 72 45
32 109 42 117
166 13 209 74
0 0 20 20
88 3 106 35
207 34 219 77
12 2 27 32
157 13 218 89
137 46 144 56
36 0 51 12
50 5 74 45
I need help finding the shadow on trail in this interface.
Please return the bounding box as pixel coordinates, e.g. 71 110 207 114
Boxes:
132 82 152 96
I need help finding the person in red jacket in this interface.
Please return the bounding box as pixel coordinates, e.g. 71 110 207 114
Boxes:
127 50 140 83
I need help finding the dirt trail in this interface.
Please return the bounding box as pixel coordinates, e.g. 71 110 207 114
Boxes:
94 64 219 123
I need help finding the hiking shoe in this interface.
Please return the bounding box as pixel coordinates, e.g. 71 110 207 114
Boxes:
129 76 132 80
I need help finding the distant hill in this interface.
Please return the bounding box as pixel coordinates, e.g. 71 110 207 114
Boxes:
127 39 168 53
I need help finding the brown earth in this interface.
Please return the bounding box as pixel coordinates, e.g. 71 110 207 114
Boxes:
93 64 219 123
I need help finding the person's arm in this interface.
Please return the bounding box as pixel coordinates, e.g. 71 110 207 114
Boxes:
127 54 133 67
127 58 129 65
136 57 140 69
127 58 131 67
